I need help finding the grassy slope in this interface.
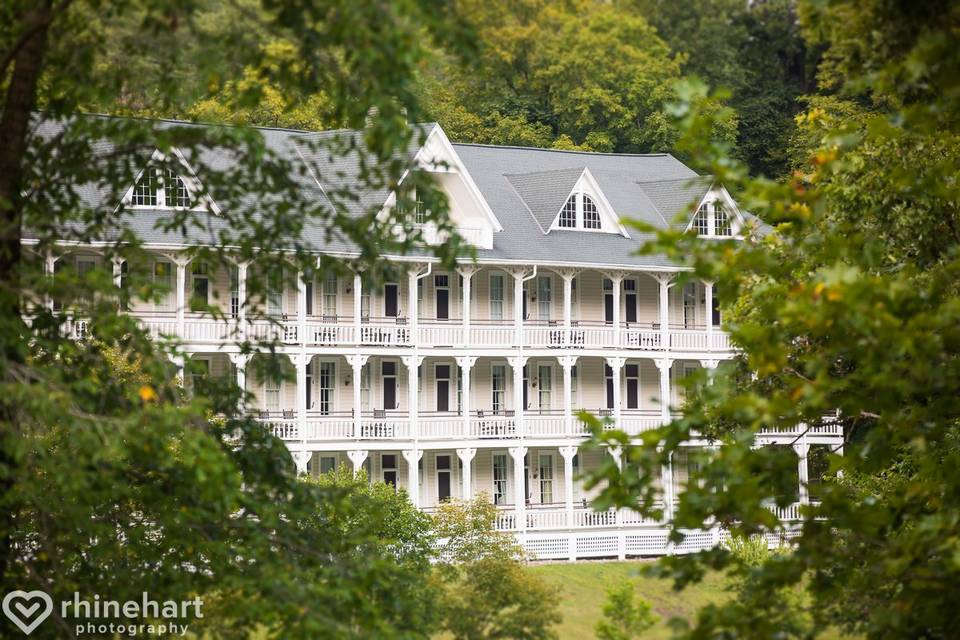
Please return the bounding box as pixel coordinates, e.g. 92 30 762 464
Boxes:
529 560 729 639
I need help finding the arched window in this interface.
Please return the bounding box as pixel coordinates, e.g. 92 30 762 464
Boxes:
559 194 577 227
132 167 191 208
582 195 601 229
713 201 731 236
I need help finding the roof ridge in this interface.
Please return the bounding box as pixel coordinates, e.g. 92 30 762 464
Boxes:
502 166 586 178
33 110 437 137
503 176 548 235
634 175 713 185
452 141 673 158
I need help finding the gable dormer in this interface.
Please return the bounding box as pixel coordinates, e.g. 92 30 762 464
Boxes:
686 185 744 239
122 149 219 214
547 168 627 236
383 125 501 249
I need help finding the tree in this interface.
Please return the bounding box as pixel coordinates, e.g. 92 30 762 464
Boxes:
594 580 657 640
0 1 476 637
417 0 736 153
584 0 960 637
432 496 561 640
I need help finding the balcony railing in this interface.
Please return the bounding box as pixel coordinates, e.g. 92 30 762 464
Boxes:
124 311 734 351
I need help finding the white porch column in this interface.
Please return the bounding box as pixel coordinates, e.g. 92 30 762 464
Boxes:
237 261 248 340
704 281 714 350
44 251 57 310
228 353 251 411
353 272 362 342
663 449 675 522
347 449 369 476
654 358 673 424
457 447 477 500
561 355 577 435
656 274 673 350
558 269 577 345
402 449 423 508
348 354 368 439
795 442 810 505
458 266 478 347
402 355 423 440
456 356 476 437
112 257 124 289
559 445 577 532
292 352 309 444
174 256 190 338
512 270 525 347
408 268 420 339
510 446 528 535
291 449 311 475
606 356 624 430
509 356 527 436
296 270 307 345
610 275 622 347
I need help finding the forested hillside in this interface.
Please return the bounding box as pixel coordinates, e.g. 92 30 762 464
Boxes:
77 0 817 178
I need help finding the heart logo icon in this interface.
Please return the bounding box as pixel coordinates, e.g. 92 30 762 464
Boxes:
2 590 53 635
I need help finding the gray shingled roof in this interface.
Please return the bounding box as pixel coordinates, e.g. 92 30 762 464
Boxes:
504 167 585 233
25 115 733 270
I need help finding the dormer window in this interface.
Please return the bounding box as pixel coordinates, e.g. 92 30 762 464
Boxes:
583 195 601 229
559 195 577 228
555 192 607 231
397 191 427 225
692 199 736 237
131 167 192 209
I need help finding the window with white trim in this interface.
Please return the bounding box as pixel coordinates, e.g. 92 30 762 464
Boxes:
582 194 600 229
323 273 338 318
693 204 710 235
132 167 192 208
491 364 506 414
493 453 508 505
559 194 577 228
490 273 505 320
714 202 731 236
539 454 554 503
264 374 281 411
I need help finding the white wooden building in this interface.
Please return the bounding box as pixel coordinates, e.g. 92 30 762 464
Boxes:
26 119 842 560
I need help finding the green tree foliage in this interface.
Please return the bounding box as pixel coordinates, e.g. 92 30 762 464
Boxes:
0 1 475 637
585 1 960 637
432 496 561 640
594 580 657 640
418 0 736 153
634 0 819 177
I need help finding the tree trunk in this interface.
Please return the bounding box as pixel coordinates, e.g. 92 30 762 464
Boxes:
0 1 52 598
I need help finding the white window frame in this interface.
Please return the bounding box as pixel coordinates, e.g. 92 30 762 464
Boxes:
538 364 552 412
153 259 174 311
582 194 601 229
491 364 506 414
537 275 552 322
264 373 282 412
322 273 338 318
492 453 509 505
317 360 336 414
539 453 554 503
559 194 577 228
489 273 505 321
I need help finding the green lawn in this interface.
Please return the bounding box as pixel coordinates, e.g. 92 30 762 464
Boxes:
529 560 856 640
529 560 729 639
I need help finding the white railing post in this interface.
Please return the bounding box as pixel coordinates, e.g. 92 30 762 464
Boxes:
292 352 309 446
402 449 423 508
610 274 622 347
457 447 477 500
663 449 675 523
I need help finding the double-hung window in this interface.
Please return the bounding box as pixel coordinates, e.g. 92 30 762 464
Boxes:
489 274 505 321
